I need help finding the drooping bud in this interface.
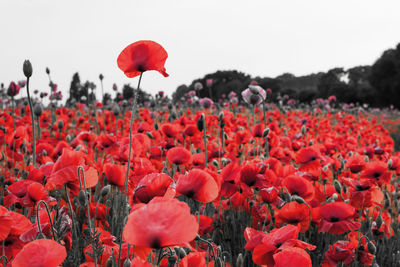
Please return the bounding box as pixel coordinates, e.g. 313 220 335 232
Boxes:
263 128 270 138
197 114 205 132
291 195 305 204
376 214 383 229
99 74 104 80
101 185 111 198
78 190 87 206
23 60 33 78
334 180 342 194
367 242 376 254
46 67 50 75
57 120 64 130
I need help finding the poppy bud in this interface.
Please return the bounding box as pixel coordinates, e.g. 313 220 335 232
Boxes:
46 67 50 74
146 132 154 140
58 120 64 130
309 140 313 146
197 114 205 132
291 195 305 204
331 193 338 200
301 125 306 135
34 103 43 117
174 247 187 258
7 82 20 97
249 94 260 105
106 255 115 267
367 242 376 254
364 156 369 162
112 105 120 116
23 60 33 78
387 159 393 169
236 253 244 267
105 199 112 207
212 159 219 168
263 128 270 138
167 257 176 267
322 164 330 172
99 74 104 80
123 258 131 267
101 185 111 198
219 112 224 122
348 151 353 157
376 214 383 229
78 190 87 206
334 180 342 194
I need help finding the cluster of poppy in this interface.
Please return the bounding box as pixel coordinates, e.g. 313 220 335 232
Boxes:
0 40 399 266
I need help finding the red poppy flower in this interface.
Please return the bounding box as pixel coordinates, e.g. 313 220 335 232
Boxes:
296 146 322 171
176 169 218 203
117 40 169 78
103 163 125 187
123 197 198 248
276 202 310 232
133 173 173 203
360 161 391 184
252 224 315 266
342 177 383 208
260 186 279 204
12 239 67 267
345 154 366 173
166 147 192 165
45 148 98 195
322 240 356 267
4 180 52 208
160 123 179 139
273 247 312 267
281 175 314 202
317 202 361 234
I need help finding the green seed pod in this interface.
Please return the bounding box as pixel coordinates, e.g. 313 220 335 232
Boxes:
263 128 270 138
387 158 393 169
57 120 64 130
106 254 115 267
33 103 43 117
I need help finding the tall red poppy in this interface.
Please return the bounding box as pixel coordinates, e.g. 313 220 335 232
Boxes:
317 202 361 234
166 146 192 165
12 239 67 267
122 197 198 248
276 201 310 232
117 40 169 78
176 169 219 203
103 163 125 187
133 173 173 203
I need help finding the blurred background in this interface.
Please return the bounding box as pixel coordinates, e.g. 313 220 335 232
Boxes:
1 0 400 107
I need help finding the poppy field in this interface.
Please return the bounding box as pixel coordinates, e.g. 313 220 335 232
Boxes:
1 40 400 267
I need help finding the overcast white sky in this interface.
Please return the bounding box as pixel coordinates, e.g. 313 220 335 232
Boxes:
1 0 400 101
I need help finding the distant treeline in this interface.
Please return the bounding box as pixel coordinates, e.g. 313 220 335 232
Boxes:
172 43 400 108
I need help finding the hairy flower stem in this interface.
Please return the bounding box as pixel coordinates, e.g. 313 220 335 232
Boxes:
262 101 267 129
36 200 57 241
123 72 142 196
100 79 106 134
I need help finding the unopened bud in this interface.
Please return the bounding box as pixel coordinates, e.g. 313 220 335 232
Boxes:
367 242 376 254
99 74 104 80
263 128 270 138
33 103 43 117
101 185 111 198
197 114 205 132
291 195 305 204
23 60 33 78
236 253 244 267
388 159 393 169
57 120 64 129
376 214 383 229
123 258 131 267
106 254 115 267
334 180 342 194
78 190 87 206
46 67 50 75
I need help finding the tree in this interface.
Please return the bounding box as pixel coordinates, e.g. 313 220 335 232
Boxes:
369 43 400 107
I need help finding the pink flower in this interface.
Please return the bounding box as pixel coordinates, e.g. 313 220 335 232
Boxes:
241 85 266 106
194 82 203 91
206 79 213 87
199 97 213 108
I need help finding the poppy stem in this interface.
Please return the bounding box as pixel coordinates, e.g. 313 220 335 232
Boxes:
124 72 143 196
26 76 36 167
36 200 57 241
203 115 207 168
